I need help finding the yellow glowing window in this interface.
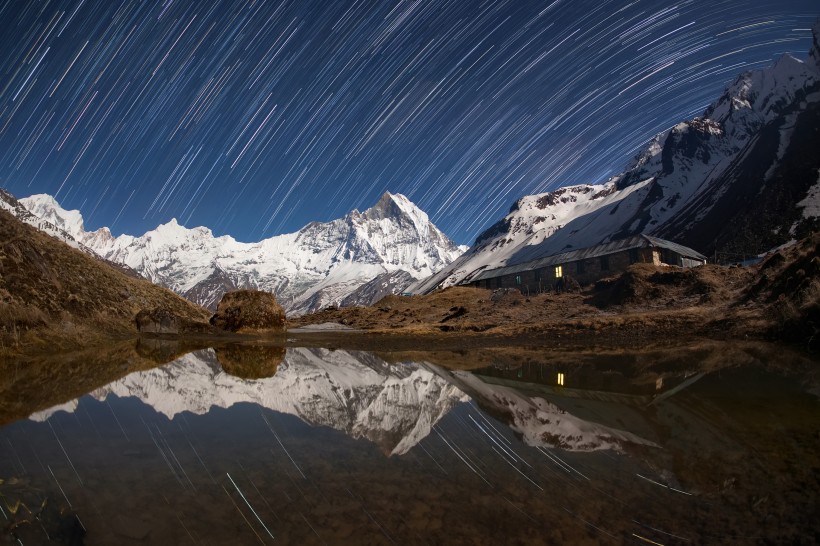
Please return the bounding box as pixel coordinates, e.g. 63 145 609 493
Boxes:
554 265 563 278
557 373 564 386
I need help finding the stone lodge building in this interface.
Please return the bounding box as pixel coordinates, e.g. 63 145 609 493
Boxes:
466 235 706 293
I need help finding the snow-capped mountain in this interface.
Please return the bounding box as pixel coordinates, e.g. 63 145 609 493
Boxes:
17 191 466 313
445 370 658 452
412 22 820 292
1 189 94 253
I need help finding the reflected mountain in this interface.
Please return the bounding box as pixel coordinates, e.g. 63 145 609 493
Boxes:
33 347 468 456
26 345 692 454
444 370 661 451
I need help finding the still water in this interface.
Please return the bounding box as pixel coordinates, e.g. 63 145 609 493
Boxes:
0 342 818 544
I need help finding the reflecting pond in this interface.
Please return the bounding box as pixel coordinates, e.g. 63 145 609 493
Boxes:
1 342 818 544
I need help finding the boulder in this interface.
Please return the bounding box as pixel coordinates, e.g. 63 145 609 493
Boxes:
209 289 286 333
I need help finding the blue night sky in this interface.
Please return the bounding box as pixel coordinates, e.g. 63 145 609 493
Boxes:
0 0 817 244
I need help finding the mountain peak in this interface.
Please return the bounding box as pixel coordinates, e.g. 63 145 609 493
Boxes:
376 191 411 209
26 193 60 208
157 217 182 229
362 191 427 224
19 193 86 237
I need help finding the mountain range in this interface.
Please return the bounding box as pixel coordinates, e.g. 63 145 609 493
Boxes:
9 191 465 314
411 21 820 292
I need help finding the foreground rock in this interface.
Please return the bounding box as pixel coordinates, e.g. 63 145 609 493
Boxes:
209 289 286 333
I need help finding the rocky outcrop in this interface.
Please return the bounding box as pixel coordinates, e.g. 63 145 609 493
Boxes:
209 289 286 333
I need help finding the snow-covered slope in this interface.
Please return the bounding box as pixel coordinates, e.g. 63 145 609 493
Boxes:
18 192 465 313
413 23 820 292
2 189 92 252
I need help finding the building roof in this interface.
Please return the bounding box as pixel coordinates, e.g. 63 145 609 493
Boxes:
470 235 706 282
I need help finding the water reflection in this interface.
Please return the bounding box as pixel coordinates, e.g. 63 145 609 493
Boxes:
0 343 818 544
33 348 466 456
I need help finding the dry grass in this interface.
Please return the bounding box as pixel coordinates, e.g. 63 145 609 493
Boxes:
289 266 749 345
0 209 210 354
3 202 818 355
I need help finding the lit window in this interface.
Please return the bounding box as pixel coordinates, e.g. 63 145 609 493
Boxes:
554 265 562 278
557 372 564 386
515 275 522 285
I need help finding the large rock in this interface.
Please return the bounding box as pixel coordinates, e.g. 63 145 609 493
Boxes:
209 289 286 333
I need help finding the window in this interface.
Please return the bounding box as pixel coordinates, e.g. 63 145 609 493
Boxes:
557 372 565 386
576 261 585 274
554 265 562 278
600 255 609 271
495 276 502 288
629 248 639 264
515 275 522 285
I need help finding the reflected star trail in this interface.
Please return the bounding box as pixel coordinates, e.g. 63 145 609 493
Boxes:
0 1 816 244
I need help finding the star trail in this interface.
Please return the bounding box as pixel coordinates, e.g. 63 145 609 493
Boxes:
0 0 816 244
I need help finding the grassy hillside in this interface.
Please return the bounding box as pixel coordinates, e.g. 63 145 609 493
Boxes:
0 209 210 354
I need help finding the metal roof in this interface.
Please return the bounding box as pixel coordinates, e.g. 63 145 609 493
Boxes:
471 235 706 282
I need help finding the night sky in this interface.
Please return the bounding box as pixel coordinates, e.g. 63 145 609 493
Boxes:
0 1 816 244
